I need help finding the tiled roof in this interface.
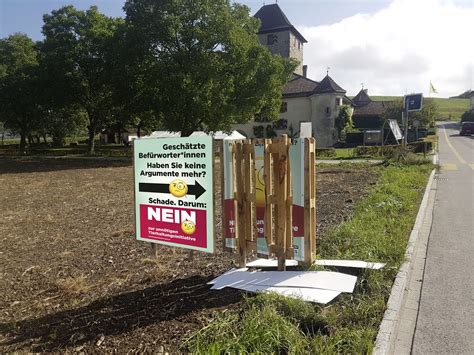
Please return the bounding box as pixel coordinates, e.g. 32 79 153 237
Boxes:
282 74 319 97
314 75 346 94
352 89 372 105
254 4 307 43
281 74 350 98
353 101 391 117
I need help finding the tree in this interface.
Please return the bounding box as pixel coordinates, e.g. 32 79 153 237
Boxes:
42 106 87 146
0 121 4 144
40 6 123 153
418 99 438 127
382 98 438 128
122 0 296 136
336 105 357 134
0 34 41 153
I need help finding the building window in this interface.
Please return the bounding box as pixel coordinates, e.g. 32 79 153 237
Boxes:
326 107 330 115
255 113 269 122
335 97 341 107
298 40 301 50
280 102 288 113
267 34 277 45
274 119 288 130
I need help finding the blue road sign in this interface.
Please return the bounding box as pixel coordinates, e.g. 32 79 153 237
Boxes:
404 93 423 112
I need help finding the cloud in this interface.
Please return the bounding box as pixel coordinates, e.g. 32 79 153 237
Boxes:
300 0 474 97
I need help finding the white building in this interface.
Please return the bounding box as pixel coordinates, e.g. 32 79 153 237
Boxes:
232 4 352 147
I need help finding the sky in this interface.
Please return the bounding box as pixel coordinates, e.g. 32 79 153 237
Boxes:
0 0 473 97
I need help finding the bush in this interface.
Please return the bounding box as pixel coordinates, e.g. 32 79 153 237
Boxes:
408 141 433 153
427 127 437 135
316 148 336 158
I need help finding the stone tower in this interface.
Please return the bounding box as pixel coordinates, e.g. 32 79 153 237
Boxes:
254 4 307 75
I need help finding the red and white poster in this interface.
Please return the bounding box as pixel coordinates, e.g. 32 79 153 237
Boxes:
134 137 214 253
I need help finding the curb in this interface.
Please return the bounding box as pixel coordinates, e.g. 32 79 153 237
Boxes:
373 169 436 355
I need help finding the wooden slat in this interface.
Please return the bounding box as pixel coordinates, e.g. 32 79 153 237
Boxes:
275 135 289 271
250 141 257 245
263 139 274 250
267 143 290 154
246 240 257 252
243 140 256 254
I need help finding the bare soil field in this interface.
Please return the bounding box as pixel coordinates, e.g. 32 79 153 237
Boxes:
0 158 377 353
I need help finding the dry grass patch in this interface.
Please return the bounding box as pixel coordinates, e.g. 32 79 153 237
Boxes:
55 275 90 294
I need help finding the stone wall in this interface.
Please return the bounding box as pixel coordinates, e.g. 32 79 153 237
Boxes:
288 32 304 75
310 94 342 147
258 31 290 58
257 30 303 75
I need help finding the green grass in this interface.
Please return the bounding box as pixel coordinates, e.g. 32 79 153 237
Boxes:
431 98 470 120
371 96 470 121
0 142 132 157
186 163 433 353
334 148 355 159
315 148 356 160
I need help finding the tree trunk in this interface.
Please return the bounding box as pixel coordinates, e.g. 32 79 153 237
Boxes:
137 124 141 138
19 133 27 154
88 125 96 154
42 134 47 144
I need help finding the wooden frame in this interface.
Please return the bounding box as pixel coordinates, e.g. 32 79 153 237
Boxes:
223 136 316 271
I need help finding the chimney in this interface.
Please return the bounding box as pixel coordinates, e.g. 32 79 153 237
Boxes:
303 65 308 78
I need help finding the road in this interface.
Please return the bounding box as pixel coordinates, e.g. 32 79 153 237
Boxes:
412 122 474 354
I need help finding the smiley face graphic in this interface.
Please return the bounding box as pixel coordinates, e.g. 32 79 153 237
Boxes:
169 179 188 198
181 220 196 235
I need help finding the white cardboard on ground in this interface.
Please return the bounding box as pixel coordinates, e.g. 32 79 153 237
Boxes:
209 269 356 293
207 268 248 285
238 285 341 304
245 258 385 270
315 259 385 270
246 259 298 268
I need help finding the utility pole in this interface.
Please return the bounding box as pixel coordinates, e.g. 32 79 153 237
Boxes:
404 107 409 148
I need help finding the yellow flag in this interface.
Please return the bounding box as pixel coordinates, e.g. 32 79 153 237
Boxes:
430 81 438 94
